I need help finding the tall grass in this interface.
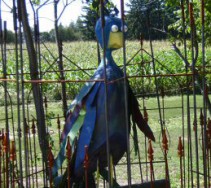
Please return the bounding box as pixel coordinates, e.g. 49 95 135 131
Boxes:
1 40 211 102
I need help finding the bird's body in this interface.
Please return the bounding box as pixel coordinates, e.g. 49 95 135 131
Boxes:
75 55 127 177
52 16 155 187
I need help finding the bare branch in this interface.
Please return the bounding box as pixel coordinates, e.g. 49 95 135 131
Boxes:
172 43 190 67
151 27 167 35
29 0 52 12
29 0 36 15
40 0 51 7
2 0 12 10
57 0 76 21
38 0 52 10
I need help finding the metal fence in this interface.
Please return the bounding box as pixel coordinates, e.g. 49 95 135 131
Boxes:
0 0 210 187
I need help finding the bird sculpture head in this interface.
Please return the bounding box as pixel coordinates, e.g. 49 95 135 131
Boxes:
95 16 127 51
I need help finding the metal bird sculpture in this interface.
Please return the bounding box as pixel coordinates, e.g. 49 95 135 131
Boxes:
52 16 155 187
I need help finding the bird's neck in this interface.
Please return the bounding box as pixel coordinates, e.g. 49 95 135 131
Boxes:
105 50 114 63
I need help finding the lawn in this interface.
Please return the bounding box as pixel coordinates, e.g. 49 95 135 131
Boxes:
0 94 208 187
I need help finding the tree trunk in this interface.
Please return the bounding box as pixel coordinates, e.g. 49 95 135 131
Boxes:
19 0 48 166
54 0 68 119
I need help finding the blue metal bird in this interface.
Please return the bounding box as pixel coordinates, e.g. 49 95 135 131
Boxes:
52 16 155 187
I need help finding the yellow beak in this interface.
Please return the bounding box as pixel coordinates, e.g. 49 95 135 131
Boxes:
108 32 123 49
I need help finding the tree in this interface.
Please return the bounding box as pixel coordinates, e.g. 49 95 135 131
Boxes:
40 22 81 42
166 0 211 45
162 0 211 114
126 0 176 40
67 22 82 41
6 30 15 43
19 1 48 186
40 31 52 41
77 4 99 40
77 0 118 40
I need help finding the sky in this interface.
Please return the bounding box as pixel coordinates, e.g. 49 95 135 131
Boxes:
1 0 128 32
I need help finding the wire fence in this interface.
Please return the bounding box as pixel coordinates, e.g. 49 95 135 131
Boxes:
0 0 210 187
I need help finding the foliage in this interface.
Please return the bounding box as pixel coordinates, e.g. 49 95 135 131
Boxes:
165 0 211 46
1 30 16 43
31 0 41 5
76 4 99 40
77 0 119 40
126 0 176 40
40 22 82 42
6 30 16 43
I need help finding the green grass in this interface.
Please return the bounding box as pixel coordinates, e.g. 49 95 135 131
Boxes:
111 94 207 187
0 95 208 187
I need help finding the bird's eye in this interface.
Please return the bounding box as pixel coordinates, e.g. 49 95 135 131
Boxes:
111 25 118 32
121 25 128 32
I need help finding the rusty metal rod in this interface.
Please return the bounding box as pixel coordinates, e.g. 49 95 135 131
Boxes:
2 20 10 188
178 137 184 188
57 115 63 175
147 6 164 137
13 168 45 180
162 129 170 187
140 39 148 183
28 120 35 188
32 119 38 188
20 72 196 84
201 0 208 186
3 149 5 188
148 140 154 188
181 91 186 188
1 66 209 81
117 160 166 166
19 18 30 187
3 71 211 84
99 0 111 187
121 0 132 186
189 3 200 187
181 1 193 187
0 136 2 188
15 37 24 183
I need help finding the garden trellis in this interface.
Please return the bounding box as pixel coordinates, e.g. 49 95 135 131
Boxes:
0 0 210 187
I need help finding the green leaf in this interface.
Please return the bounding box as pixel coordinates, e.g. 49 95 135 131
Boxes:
32 0 40 5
